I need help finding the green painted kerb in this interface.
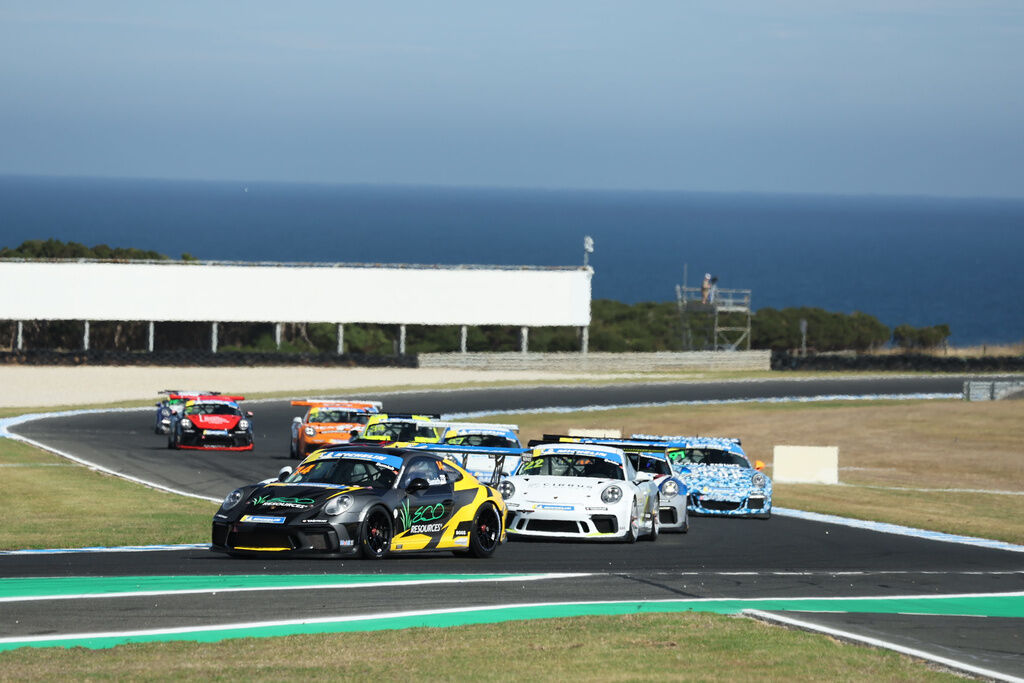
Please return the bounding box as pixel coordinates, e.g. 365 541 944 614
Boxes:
2 594 1022 652
0 573 532 599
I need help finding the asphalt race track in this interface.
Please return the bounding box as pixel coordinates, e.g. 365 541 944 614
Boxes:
4 375 1024 679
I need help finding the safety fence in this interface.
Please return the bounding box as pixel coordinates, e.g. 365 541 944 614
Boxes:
963 379 1024 401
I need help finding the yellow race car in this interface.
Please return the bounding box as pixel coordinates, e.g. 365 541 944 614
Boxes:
211 444 506 559
353 413 445 445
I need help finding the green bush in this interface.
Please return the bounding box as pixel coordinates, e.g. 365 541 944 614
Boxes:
892 324 951 350
0 238 170 261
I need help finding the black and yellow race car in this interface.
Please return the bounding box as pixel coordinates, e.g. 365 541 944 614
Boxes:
211 445 506 559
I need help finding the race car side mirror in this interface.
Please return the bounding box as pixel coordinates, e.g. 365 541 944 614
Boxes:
277 466 293 482
406 478 430 493
247 411 254 417
634 472 655 484
754 460 765 471
292 417 302 424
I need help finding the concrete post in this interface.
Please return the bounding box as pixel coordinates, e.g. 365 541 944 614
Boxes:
211 322 219 353
17 321 23 350
399 324 406 355
460 325 467 353
83 320 90 351
337 323 344 355
275 323 282 350
148 322 155 352
581 326 589 354
520 326 529 354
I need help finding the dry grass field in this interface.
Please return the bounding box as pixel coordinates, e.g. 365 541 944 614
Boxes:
508 398 1024 543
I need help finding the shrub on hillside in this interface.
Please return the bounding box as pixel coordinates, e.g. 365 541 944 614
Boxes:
892 324 951 350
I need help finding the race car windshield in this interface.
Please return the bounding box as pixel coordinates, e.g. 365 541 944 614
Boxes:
310 410 371 424
445 434 518 448
669 448 749 468
626 452 672 475
363 423 437 441
184 404 240 416
285 458 397 489
518 455 624 480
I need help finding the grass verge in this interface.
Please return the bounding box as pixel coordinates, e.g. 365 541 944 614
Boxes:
0 439 215 548
0 613 961 682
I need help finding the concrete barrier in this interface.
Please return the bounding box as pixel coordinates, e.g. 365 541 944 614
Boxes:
418 351 771 373
772 445 839 484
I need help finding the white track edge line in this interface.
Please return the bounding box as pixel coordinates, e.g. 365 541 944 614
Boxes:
744 609 1024 683
0 572 591 603
3 592 1024 648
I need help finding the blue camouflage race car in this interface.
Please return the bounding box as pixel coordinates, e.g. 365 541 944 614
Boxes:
632 434 772 519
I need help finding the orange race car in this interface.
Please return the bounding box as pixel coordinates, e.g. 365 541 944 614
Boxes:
289 400 383 459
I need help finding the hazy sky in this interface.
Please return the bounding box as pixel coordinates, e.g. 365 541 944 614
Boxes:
2 1 1022 197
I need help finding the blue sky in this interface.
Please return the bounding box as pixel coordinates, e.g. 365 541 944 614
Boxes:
1 1 1022 197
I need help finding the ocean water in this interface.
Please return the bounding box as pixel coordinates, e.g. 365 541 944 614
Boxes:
1 175 1022 346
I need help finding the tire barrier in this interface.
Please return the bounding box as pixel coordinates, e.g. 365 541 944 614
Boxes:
0 349 418 368
772 351 1024 373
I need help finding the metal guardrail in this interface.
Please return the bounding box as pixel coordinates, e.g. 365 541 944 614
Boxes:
964 380 1024 401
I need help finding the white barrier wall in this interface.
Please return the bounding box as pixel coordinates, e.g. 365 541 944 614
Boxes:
0 261 591 326
772 445 840 484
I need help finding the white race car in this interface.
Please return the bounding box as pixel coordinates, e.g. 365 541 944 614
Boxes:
498 443 661 542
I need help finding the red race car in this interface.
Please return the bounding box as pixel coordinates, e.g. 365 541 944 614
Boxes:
167 395 254 451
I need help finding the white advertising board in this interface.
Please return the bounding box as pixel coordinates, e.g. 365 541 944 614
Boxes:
0 261 591 326
772 445 840 484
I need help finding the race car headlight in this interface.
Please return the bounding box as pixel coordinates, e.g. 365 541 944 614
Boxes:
752 473 767 489
304 426 316 437
601 485 623 504
324 495 353 516
222 488 245 509
181 418 193 430
661 479 680 498
497 480 515 500
238 419 250 431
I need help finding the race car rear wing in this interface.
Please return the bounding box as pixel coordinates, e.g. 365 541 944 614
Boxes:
630 433 742 446
420 420 520 433
371 413 441 421
159 389 221 397
291 399 383 410
530 434 673 453
408 443 528 486
170 393 245 402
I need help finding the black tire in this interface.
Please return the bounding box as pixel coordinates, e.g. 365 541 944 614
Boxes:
167 429 176 449
466 504 502 558
289 439 297 459
642 497 660 541
358 507 392 560
680 508 690 533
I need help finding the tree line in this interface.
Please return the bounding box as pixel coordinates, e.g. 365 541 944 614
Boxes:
1 240 950 354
